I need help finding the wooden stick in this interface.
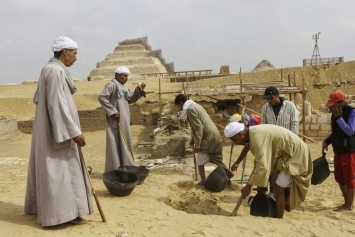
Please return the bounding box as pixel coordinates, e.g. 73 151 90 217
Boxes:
193 151 198 181
230 195 245 216
78 146 107 222
236 103 316 143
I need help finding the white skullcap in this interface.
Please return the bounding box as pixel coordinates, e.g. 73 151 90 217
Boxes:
52 36 78 52
115 66 130 75
224 122 245 138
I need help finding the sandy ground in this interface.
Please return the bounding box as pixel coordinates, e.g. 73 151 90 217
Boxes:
1 128 355 237
1 77 355 237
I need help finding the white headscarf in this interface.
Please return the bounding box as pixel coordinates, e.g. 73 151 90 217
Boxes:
52 36 78 52
180 99 196 117
115 66 130 75
224 122 245 138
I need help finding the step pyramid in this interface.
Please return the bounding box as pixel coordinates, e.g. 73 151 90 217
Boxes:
88 36 174 81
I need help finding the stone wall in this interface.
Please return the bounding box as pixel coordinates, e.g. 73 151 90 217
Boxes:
300 114 331 139
0 117 19 142
17 104 161 134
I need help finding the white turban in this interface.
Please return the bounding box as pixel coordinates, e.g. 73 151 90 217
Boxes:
52 36 78 52
115 66 130 75
224 122 245 138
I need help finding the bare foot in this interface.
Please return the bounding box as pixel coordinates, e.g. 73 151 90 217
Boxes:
333 204 353 212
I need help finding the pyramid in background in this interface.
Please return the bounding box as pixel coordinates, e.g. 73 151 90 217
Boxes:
251 60 276 72
88 37 174 81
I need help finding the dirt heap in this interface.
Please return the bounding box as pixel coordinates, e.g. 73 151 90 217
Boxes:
251 59 276 72
88 37 174 81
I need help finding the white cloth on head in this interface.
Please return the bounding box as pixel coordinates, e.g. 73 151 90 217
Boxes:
180 99 196 117
52 36 77 52
115 66 130 75
224 122 245 138
195 152 210 166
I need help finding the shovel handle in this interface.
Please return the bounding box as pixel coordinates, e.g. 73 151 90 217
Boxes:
193 151 198 181
230 195 245 216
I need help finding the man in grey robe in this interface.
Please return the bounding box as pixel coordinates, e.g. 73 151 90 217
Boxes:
175 94 234 184
98 66 146 171
224 122 312 218
24 36 93 226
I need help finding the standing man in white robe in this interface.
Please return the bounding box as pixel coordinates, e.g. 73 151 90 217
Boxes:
224 122 312 218
98 67 146 171
24 36 93 226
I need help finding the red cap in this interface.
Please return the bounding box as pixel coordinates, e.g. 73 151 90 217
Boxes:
325 90 345 108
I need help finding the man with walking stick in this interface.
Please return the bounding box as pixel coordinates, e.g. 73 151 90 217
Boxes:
25 36 93 226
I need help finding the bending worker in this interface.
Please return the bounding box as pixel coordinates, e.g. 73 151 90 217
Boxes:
224 122 312 218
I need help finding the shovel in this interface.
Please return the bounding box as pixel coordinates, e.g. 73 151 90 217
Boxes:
192 150 198 181
230 167 254 216
228 141 234 170
230 195 245 216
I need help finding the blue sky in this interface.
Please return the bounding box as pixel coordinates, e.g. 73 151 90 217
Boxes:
0 0 354 84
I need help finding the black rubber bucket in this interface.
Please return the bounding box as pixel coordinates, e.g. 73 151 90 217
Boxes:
117 166 150 185
103 170 139 196
204 166 229 192
248 193 276 218
311 154 330 185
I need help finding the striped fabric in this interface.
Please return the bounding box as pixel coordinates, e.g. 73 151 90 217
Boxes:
261 100 299 134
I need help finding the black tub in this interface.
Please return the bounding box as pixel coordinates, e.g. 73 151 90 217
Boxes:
103 170 139 196
117 166 150 185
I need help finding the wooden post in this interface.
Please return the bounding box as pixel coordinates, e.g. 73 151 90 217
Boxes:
159 78 162 114
288 74 292 101
239 67 244 110
280 68 283 81
293 72 297 100
302 74 306 142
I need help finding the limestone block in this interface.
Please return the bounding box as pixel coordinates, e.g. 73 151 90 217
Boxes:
310 124 320 130
0 117 19 142
311 115 317 123
318 131 331 138
304 115 312 123
320 124 331 131
305 130 319 137
319 104 329 113
317 115 328 124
